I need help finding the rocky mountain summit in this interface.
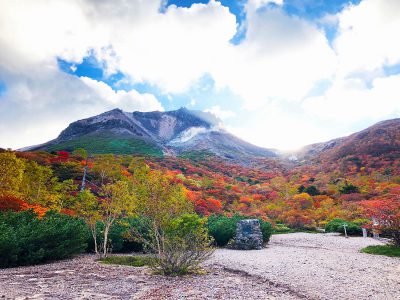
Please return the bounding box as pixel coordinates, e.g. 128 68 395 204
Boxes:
31 108 277 161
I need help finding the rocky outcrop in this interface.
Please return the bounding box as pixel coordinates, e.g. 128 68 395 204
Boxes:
235 219 263 250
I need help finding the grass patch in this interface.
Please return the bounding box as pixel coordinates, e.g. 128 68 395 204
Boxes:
361 245 400 257
272 224 320 235
44 133 163 156
273 230 295 235
178 150 214 161
99 255 157 267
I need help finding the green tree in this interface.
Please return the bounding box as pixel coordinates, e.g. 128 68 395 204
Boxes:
72 148 88 160
92 154 123 185
75 190 102 256
100 181 134 257
132 165 192 230
130 163 212 275
339 182 360 194
0 152 25 194
51 179 78 211
304 186 321 196
19 160 58 205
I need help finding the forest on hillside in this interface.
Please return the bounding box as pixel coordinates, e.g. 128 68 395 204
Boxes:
1 148 399 269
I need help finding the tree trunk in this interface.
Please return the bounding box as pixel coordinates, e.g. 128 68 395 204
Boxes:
103 222 111 257
90 223 99 257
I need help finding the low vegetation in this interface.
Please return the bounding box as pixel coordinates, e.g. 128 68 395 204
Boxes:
46 134 163 157
361 245 400 257
273 224 296 234
0 210 88 268
99 255 156 267
325 218 363 235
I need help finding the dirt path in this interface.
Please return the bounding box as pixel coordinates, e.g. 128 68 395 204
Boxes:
211 233 400 300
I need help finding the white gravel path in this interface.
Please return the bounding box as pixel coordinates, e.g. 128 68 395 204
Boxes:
1 233 399 299
211 232 400 300
0 255 300 299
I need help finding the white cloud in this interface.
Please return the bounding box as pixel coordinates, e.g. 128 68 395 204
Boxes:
1 0 333 105
212 7 336 108
0 68 163 149
80 77 164 112
117 1 236 93
334 0 400 76
227 108 329 151
303 74 400 123
204 105 235 120
1 0 400 151
189 98 196 107
247 0 284 11
282 0 400 149
0 0 166 149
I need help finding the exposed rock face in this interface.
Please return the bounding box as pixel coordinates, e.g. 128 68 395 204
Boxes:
235 219 263 250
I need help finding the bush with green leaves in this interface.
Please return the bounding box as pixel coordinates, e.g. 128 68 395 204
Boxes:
325 218 362 235
339 183 360 194
0 210 88 268
153 213 213 276
208 215 273 247
273 223 293 234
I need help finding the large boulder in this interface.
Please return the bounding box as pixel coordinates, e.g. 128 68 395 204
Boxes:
235 219 263 250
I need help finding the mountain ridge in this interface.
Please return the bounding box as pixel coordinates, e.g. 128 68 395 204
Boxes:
26 108 400 165
296 118 400 163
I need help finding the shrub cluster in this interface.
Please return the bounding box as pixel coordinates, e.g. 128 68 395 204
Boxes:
208 215 273 247
157 214 213 275
325 218 362 235
0 210 88 268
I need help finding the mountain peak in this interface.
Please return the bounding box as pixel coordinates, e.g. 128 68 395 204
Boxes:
29 108 276 161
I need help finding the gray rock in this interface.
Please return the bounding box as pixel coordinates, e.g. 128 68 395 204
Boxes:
235 219 263 250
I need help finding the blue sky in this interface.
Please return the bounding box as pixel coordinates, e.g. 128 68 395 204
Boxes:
0 0 400 150
0 81 6 97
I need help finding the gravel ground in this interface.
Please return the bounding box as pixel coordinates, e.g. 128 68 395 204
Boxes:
211 233 400 300
0 255 300 300
1 233 399 299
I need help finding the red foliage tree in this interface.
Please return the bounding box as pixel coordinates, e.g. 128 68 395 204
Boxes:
194 197 222 216
362 199 400 247
0 194 29 212
0 193 48 217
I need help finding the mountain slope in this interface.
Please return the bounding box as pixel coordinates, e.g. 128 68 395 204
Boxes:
30 108 277 161
297 118 400 162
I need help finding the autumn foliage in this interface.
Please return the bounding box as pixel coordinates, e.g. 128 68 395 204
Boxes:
2 148 400 239
0 194 48 217
362 199 400 246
